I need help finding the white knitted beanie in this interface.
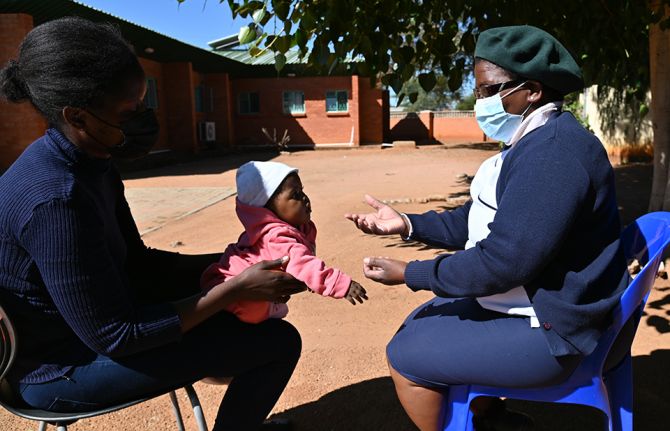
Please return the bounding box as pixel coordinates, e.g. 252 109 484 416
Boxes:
236 161 299 207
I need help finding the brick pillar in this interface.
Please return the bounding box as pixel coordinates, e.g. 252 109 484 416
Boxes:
0 14 47 170
420 111 434 142
163 62 198 153
205 72 234 149
350 75 361 146
225 73 235 148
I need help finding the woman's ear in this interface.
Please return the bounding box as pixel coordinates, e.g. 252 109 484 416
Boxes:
526 81 543 103
62 106 86 130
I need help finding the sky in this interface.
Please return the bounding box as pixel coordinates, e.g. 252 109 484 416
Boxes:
79 0 247 49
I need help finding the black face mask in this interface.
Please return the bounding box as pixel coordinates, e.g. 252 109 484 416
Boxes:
86 108 160 160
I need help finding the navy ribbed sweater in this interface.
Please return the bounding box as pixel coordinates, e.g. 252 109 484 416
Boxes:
0 129 182 384
404 112 630 357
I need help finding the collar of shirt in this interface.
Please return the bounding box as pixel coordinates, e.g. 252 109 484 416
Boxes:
506 101 563 148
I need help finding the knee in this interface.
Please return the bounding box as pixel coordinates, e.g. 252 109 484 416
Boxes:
386 334 409 378
273 320 302 363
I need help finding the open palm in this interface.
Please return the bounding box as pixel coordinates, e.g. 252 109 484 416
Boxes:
345 194 408 236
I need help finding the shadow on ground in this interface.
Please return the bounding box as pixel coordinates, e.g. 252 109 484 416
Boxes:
119 150 280 180
276 350 670 431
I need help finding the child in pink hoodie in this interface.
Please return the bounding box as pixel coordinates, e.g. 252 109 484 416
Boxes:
201 161 367 323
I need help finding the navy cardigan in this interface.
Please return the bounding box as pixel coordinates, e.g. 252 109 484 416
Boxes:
404 112 630 357
0 129 182 384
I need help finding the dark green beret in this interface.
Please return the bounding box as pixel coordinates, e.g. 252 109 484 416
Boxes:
474 25 584 95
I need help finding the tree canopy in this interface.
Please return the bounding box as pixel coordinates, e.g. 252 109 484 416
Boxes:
193 1 663 97
179 0 670 210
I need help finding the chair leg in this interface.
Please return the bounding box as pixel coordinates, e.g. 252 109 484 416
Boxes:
37 421 47 431
605 355 633 431
55 426 66 431
441 385 475 431
184 384 208 431
169 390 186 431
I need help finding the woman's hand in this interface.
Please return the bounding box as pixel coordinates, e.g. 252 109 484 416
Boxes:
231 257 308 302
175 257 306 333
344 280 369 305
344 194 409 236
363 257 407 285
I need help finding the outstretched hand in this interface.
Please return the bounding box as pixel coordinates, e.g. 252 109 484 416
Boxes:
344 194 409 236
344 280 368 305
363 257 407 285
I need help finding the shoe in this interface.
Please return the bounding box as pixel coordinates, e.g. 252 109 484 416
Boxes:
472 401 535 431
260 417 293 431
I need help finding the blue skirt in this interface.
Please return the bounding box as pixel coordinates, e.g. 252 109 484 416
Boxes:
386 297 582 390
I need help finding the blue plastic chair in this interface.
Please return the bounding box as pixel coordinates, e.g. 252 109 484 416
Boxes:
441 211 670 431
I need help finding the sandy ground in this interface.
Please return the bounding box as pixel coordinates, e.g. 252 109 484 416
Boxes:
2 144 669 430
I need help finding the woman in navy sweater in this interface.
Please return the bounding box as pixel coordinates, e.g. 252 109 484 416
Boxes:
0 17 305 430
346 26 632 430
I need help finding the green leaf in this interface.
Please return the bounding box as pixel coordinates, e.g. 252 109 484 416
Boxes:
401 46 415 63
408 92 419 104
294 28 308 50
249 46 262 57
440 56 451 76
396 92 405 107
252 6 266 23
283 19 293 34
389 74 403 95
418 72 437 93
447 69 462 92
300 10 316 32
238 24 257 45
275 35 292 54
275 52 287 72
272 0 291 20
381 73 396 86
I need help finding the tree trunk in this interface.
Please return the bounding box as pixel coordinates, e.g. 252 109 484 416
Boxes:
648 1 670 211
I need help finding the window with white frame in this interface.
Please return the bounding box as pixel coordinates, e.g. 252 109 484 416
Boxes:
326 90 348 112
238 92 260 114
144 77 158 109
283 91 305 114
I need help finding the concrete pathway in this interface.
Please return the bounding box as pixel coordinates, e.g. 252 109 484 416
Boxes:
124 187 235 235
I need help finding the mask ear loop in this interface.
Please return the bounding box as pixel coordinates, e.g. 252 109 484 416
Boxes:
501 81 535 119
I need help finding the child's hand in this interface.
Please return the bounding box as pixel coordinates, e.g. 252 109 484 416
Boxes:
345 280 368 305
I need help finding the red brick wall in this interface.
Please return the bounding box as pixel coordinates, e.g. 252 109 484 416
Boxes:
0 14 47 170
163 62 197 153
389 112 430 142
390 112 485 144
231 75 374 147
433 115 485 144
138 57 169 150
358 77 384 145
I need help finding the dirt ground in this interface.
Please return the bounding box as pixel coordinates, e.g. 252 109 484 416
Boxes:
2 144 669 430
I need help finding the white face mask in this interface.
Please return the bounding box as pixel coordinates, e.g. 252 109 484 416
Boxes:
474 81 531 143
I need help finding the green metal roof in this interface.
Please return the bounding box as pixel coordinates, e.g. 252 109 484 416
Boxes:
218 49 310 66
0 0 253 75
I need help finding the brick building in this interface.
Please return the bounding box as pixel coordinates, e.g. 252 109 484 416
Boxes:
0 0 386 170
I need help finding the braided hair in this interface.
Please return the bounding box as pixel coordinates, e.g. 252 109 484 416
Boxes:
0 16 144 126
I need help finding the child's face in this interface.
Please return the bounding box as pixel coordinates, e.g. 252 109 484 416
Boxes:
267 173 311 227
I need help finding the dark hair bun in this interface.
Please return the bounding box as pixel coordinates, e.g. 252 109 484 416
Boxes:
0 59 30 103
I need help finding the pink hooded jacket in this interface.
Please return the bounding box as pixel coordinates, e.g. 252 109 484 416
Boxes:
200 199 352 323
